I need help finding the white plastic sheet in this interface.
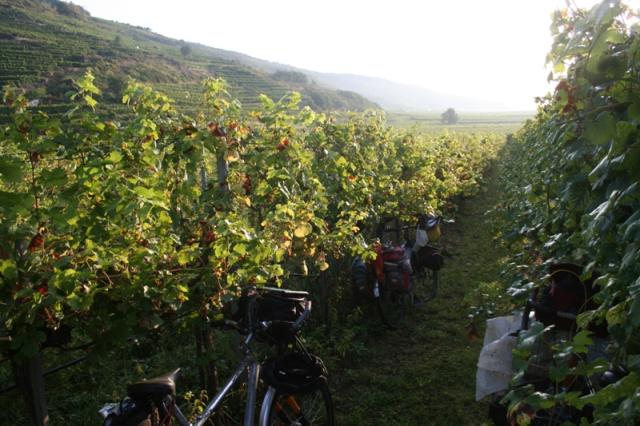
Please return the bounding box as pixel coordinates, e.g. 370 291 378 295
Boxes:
413 228 429 252
482 314 521 346
475 314 521 401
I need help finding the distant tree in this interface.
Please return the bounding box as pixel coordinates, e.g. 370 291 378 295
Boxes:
180 44 192 57
112 35 121 47
54 2 90 19
309 89 328 110
106 75 125 101
441 108 459 124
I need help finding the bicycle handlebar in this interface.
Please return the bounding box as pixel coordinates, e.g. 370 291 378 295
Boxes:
381 225 414 233
257 300 312 335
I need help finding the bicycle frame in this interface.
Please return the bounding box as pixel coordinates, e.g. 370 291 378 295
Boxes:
102 294 316 426
168 332 271 426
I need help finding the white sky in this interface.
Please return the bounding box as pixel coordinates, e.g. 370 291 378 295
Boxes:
69 0 637 111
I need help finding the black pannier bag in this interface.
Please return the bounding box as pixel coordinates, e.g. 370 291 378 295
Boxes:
101 398 152 426
416 245 444 271
234 287 308 343
256 290 305 323
262 352 328 394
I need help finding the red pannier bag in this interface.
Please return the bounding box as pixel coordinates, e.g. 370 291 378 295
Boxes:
375 245 413 294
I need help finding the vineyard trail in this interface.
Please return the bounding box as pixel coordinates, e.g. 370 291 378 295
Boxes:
334 167 507 426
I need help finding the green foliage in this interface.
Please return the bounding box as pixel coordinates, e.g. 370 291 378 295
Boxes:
496 0 640 422
0 58 503 425
0 68 502 375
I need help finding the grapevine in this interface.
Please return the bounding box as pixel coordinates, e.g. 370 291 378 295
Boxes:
496 1 640 422
0 68 502 423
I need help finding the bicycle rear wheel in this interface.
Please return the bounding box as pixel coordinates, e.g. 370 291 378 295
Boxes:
376 286 409 329
267 381 335 426
413 266 428 300
429 269 439 300
414 266 438 302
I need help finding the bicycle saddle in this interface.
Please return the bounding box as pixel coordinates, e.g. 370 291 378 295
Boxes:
127 368 180 398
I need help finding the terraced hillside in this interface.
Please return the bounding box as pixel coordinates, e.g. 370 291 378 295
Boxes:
0 0 377 117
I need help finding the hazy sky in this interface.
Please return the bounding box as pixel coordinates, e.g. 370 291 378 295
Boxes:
69 0 636 111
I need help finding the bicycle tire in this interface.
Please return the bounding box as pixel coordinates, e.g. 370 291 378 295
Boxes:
267 380 335 426
412 266 428 300
376 287 408 329
414 266 438 302
429 269 439 300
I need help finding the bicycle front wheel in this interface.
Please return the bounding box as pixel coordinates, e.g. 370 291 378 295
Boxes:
266 381 335 426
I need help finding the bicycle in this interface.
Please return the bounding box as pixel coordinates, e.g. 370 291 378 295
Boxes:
351 215 444 329
486 263 626 425
408 213 444 302
372 216 416 328
379 215 443 299
99 286 335 426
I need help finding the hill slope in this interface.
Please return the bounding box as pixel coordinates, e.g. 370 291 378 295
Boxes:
0 0 377 114
122 34 509 112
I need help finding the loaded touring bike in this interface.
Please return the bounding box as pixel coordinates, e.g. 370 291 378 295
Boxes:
351 214 445 329
483 263 627 425
100 286 334 426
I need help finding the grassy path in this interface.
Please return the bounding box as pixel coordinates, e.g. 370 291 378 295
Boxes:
333 168 506 425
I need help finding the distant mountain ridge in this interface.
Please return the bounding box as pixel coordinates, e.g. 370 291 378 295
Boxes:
307 73 510 112
1 0 506 114
164 44 509 112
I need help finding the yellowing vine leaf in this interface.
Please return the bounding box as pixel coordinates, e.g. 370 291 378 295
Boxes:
294 222 312 238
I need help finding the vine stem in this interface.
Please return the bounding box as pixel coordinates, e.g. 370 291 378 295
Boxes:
29 152 40 213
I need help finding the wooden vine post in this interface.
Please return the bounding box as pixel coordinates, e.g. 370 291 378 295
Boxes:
11 353 49 426
194 121 230 398
319 260 333 331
